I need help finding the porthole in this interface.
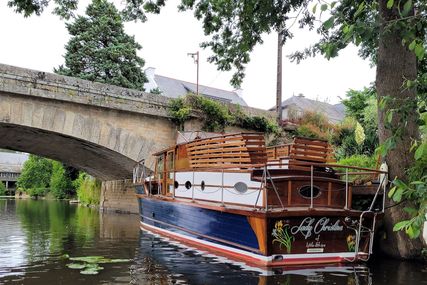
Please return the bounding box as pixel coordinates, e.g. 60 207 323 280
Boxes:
174 181 179 189
185 181 192 189
201 181 206 191
234 182 248 193
299 185 321 199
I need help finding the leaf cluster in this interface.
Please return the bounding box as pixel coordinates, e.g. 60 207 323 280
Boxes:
168 93 279 133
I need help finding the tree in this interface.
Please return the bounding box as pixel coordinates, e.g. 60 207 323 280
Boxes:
50 161 74 199
17 155 53 197
0 182 6 196
55 0 147 91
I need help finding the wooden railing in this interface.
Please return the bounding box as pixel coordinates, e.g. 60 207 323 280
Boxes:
186 132 267 169
267 137 336 165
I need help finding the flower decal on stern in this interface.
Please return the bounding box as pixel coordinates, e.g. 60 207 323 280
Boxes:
272 220 294 254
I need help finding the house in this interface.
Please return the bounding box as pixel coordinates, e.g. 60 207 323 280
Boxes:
271 94 345 124
0 151 28 193
144 67 248 106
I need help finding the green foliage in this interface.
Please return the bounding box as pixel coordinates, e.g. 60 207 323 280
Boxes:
337 154 376 183
74 173 101 206
334 89 379 159
342 88 376 123
149 87 163 94
65 255 130 275
388 175 427 239
185 94 231 132
50 161 74 199
168 97 192 130
168 94 279 133
389 116 427 239
232 107 279 134
0 182 6 196
337 154 376 170
17 155 53 198
294 111 339 142
55 0 147 91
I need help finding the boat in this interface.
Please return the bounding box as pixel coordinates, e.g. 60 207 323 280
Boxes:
133 132 387 268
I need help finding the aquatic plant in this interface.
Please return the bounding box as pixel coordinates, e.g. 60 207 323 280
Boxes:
63 254 131 275
272 220 294 254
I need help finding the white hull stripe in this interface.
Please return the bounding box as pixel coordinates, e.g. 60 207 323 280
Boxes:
140 221 362 262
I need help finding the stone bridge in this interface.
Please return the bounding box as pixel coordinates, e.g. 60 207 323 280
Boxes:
0 64 273 181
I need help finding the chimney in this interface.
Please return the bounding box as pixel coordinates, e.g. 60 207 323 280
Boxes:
297 93 304 98
144 67 158 92
145 67 156 80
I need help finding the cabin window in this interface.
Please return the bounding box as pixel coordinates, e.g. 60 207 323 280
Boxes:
167 152 174 171
185 181 192 189
174 181 179 189
200 181 205 191
156 155 164 180
234 182 248 193
299 185 321 199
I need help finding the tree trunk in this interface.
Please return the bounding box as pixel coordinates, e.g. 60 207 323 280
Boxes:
376 0 424 258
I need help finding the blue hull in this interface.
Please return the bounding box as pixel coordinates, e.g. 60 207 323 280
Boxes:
138 197 260 254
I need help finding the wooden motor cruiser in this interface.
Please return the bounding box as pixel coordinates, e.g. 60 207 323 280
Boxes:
133 132 387 267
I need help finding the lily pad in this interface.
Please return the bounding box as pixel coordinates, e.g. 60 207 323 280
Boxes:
79 264 104 275
64 254 131 275
66 263 86 269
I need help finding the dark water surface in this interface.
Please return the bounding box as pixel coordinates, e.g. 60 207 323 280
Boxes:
0 198 426 285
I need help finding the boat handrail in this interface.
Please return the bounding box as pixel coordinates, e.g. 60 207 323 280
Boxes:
133 159 388 213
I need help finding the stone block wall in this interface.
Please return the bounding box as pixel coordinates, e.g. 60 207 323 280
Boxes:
100 179 139 214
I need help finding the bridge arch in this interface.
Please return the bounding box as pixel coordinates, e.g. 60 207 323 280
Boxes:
0 64 177 180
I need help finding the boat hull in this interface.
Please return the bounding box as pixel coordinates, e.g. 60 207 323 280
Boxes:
138 196 373 267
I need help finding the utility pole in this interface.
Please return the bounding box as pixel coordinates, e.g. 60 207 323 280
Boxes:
187 51 200 95
276 32 283 124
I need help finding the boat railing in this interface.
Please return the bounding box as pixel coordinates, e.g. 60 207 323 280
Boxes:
133 158 388 213
253 160 388 212
133 159 146 184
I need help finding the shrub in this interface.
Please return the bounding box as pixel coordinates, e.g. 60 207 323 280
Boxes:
74 172 101 206
168 97 191 130
168 93 279 134
0 182 6 196
336 154 377 183
294 111 338 142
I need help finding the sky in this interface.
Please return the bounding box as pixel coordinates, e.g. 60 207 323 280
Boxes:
0 0 376 110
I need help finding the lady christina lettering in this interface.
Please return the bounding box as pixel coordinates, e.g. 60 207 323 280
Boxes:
289 217 343 239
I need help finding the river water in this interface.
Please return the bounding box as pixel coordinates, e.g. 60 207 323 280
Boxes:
0 198 426 285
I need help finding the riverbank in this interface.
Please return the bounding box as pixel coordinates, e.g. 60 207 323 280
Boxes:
12 179 139 214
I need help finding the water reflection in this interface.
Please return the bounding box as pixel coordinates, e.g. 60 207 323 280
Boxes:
1 198 426 285
0 198 139 284
132 229 375 285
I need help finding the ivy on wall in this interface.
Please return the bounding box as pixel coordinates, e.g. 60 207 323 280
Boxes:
168 94 279 134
